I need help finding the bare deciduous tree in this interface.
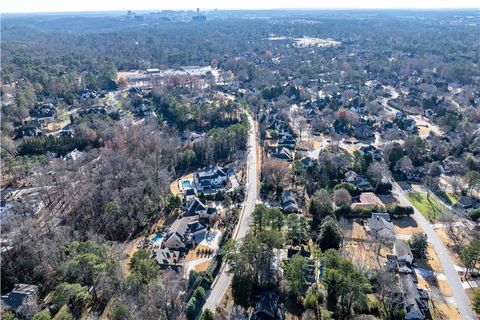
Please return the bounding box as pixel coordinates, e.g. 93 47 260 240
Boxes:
262 158 291 187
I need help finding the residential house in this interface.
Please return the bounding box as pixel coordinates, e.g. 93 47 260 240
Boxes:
16 126 43 138
452 196 479 216
30 103 55 120
440 158 462 175
162 217 196 250
79 107 107 117
30 104 56 127
194 166 228 194
153 248 182 271
404 168 424 182
281 190 300 213
287 248 311 259
400 273 429 320
351 193 385 210
79 89 97 100
277 135 296 150
187 220 208 237
184 197 217 218
1 284 39 317
360 145 382 160
269 147 293 162
250 291 285 320
388 240 415 274
354 125 374 139
184 188 196 201
299 156 315 167
134 104 156 117
23 119 41 128
273 122 291 136
365 213 396 241
345 171 373 191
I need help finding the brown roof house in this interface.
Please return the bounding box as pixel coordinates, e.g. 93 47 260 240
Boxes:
352 192 385 210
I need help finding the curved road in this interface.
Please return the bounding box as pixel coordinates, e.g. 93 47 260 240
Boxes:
392 182 476 320
203 112 258 312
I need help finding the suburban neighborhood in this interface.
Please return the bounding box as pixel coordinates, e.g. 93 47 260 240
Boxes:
1 7 479 320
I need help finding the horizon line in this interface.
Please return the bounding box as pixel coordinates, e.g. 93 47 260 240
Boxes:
2 7 479 15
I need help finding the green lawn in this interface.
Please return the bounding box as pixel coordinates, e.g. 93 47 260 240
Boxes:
407 192 445 220
434 191 459 206
57 113 70 121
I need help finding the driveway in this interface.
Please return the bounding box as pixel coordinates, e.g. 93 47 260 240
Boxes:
392 182 476 320
203 111 258 312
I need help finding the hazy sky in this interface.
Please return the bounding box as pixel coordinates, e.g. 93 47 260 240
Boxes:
1 0 479 13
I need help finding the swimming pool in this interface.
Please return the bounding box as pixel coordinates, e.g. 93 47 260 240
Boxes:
182 180 192 189
151 234 163 245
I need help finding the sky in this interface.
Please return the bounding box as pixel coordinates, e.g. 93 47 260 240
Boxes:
1 0 479 13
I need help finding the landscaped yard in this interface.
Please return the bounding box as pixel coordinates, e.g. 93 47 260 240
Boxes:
407 192 445 220
435 191 459 206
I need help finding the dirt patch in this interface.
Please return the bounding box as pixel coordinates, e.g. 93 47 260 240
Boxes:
117 70 145 81
184 244 215 262
341 220 367 241
418 276 453 297
170 180 182 196
302 139 322 150
393 217 422 235
417 244 443 274
120 236 143 276
194 260 211 272
342 241 387 270
351 221 367 240
434 279 453 297
429 300 461 320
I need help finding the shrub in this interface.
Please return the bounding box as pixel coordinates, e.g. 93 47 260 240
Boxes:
469 208 480 222
388 205 414 217
186 297 197 320
303 292 318 311
111 304 129 320
32 310 52 320
334 182 360 196
375 182 392 194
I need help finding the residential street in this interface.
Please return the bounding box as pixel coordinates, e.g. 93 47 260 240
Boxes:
392 182 477 320
203 112 258 312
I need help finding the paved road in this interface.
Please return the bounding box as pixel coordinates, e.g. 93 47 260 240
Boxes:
392 182 476 320
203 112 258 312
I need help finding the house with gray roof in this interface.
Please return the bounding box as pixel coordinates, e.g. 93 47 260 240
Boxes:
269 146 293 162
281 190 299 213
400 273 429 320
1 284 39 317
153 248 182 271
194 165 228 194
162 218 194 249
184 197 217 218
250 291 285 320
365 213 396 241
345 170 373 191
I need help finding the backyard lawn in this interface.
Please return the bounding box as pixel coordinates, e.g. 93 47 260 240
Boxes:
407 192 445 220
435 191 459 205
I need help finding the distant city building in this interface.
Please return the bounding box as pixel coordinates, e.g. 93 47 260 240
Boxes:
192 8 206 22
